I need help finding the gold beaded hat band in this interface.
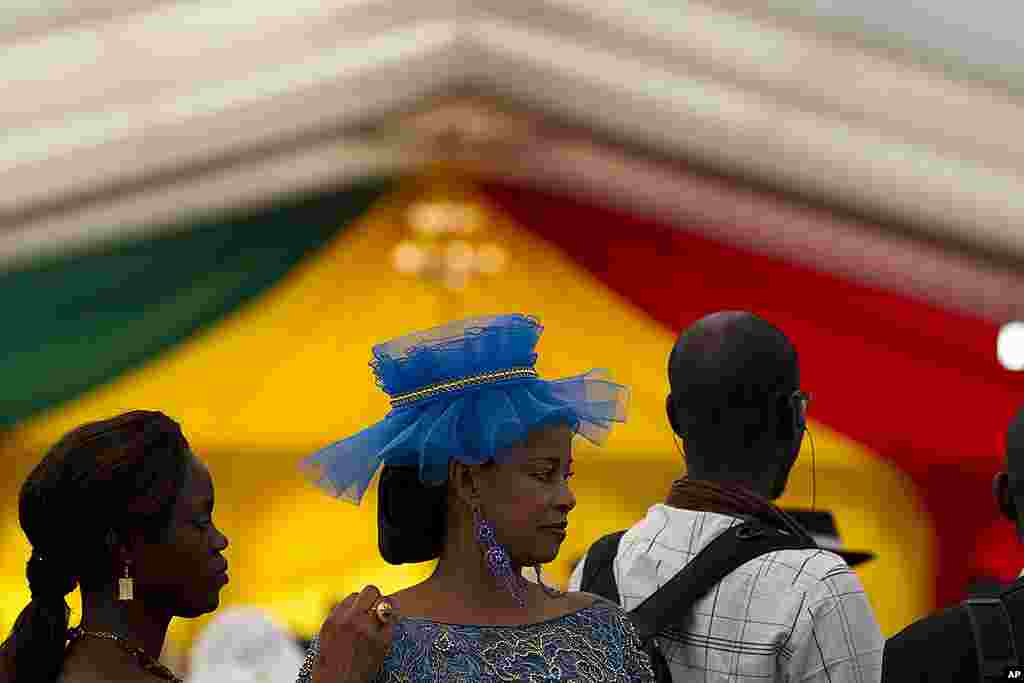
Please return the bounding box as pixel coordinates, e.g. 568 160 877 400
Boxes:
300 315 630 504
389 367 538 408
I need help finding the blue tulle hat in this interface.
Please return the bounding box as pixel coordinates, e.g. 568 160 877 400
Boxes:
301 314 629 504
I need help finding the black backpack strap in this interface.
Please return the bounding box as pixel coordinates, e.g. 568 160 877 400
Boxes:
964 597 1020 680
580 530 627 604
630 520 818 642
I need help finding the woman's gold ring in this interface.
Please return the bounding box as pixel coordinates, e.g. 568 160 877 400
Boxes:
371 598 394 624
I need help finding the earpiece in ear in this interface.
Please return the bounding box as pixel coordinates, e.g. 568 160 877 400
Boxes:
789 391 808 442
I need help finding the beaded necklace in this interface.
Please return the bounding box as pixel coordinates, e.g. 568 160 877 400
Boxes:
67 627 183 682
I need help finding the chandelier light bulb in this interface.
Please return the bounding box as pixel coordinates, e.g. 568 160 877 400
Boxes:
406 202 450 236
407 199 487 237
392 241 427 274
997 321 1024 371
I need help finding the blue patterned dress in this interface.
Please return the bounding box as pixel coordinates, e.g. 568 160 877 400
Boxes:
297 599 654 682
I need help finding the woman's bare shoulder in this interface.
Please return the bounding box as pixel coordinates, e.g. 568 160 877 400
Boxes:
385 582 434 618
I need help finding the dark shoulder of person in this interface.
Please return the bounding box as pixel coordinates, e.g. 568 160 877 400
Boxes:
883 604 975 682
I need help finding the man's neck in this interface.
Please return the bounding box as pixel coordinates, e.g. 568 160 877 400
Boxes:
679 471 776 501
664 476 792 532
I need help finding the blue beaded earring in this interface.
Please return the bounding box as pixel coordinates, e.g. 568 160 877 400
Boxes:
473 506 526 607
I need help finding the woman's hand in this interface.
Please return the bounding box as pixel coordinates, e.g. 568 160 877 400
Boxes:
311 585 397 683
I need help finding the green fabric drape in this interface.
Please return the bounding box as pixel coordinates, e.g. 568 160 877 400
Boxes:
1 177 394 428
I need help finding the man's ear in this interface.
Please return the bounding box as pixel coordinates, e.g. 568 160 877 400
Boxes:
995 471 1018 522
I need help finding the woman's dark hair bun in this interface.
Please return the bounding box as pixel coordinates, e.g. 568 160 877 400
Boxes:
378 465 447 564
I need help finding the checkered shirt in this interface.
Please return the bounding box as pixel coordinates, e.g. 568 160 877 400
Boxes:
568 505 883 682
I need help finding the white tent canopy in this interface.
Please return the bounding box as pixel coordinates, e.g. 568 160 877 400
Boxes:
2 0 1023 320
745 0 1024 89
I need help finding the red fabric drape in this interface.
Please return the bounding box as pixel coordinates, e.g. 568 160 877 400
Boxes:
482 181 1024 607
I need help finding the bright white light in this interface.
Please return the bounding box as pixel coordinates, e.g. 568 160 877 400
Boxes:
998 321 1024 371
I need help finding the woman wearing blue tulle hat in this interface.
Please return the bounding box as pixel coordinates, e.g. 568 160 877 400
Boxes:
296 314 654 683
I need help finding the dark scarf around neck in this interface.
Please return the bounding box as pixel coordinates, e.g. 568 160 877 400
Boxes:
666 477 810 539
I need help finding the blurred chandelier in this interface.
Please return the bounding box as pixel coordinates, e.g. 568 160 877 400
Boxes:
382 95 532 291
391 178 507 291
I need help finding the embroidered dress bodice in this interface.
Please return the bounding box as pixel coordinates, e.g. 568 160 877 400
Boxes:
297 599 655 682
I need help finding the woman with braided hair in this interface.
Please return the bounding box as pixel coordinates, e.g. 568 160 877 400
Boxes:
0 410 229 683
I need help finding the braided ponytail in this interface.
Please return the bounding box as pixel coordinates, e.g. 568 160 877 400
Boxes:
1 553 78 682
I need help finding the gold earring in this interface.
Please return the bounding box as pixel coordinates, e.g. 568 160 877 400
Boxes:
118 561 134 601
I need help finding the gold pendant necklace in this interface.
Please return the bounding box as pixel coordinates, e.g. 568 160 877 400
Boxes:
67 627 183 682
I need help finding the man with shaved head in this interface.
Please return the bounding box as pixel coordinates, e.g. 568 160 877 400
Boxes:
883 406 1024 681
664 310 802 499
570 311 884 682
